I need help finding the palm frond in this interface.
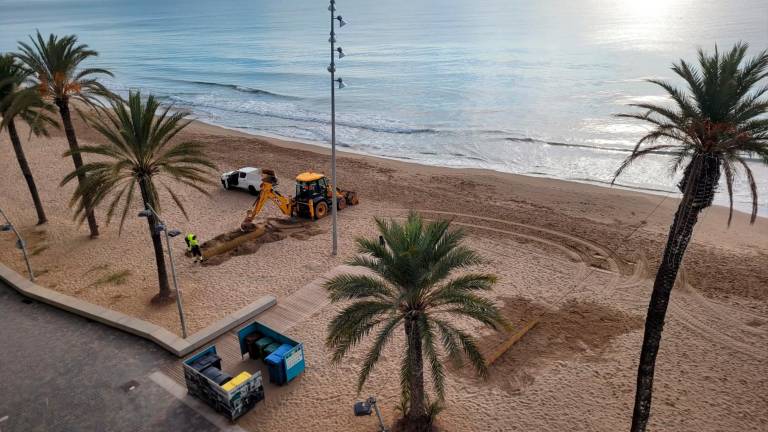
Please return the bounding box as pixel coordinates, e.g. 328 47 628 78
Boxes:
356 314 403 393
325 274 396 302
326 300 395 362
433 318 489 379
418 315 445 400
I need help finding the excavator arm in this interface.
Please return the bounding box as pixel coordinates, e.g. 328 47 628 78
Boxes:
241 182 293 231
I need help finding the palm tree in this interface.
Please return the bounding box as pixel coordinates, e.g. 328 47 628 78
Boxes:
62 91 216 302
0 54 59 225
16 31 114 238
613 43 768 431
325 212 508 431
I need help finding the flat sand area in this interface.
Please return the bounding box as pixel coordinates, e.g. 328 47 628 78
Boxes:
1 118 766 431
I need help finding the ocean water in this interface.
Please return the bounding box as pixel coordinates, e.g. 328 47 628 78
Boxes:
1 0 767 215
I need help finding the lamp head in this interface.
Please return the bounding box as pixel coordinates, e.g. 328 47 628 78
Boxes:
337 16 347 27
168 229 182 237
137 210 152 218
336 47 345 58
336 78 346 89
353 400 372 417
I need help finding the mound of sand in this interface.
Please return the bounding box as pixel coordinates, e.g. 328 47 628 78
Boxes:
199 218 324 266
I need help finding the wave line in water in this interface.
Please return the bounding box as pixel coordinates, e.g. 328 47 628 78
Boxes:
170 96 440 135
157 77 301 100
507 137 764 161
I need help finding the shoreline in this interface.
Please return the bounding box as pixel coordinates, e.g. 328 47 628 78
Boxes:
193 118 767 221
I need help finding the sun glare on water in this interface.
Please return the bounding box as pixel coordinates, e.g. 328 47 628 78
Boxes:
590 0 690 49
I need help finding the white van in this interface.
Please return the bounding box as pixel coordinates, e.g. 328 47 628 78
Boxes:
221 167 262 195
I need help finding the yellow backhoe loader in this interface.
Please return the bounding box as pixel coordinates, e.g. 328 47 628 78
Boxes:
241 169 358 231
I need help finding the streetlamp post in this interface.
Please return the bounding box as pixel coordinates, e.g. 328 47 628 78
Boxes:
0 207 34 282
138 204 188 338
328 0 347 256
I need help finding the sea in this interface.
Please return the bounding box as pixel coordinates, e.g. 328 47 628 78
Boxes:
1 0 767 215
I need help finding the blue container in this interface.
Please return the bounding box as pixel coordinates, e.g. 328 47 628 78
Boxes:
237 322 306 384
266 361 285 385
265 344 293 385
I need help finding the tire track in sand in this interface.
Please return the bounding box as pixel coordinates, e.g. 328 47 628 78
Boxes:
379 208 766 360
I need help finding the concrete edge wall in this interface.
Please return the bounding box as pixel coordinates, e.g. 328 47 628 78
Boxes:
0 262 276 357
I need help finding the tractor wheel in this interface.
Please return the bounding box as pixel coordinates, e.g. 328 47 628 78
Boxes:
314 201 329 219
248 186 259 196
337 196 347 210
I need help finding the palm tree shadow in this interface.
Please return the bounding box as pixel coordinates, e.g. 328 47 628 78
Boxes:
456 296 644 395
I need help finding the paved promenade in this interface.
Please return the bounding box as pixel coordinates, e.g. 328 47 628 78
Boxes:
0 282 219 432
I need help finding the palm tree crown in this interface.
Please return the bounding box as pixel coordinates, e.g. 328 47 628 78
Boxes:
325 212 507 426
15 31 112 106
62 91 216 231
613 42 768 223
0 54 57 135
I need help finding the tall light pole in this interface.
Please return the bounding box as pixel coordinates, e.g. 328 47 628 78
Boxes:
328 0 347 256
138 204 188 338
0 207 34 282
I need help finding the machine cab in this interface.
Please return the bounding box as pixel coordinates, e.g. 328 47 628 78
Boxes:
295 172 329 200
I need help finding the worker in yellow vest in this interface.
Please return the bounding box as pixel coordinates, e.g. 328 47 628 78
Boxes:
185 233 202 263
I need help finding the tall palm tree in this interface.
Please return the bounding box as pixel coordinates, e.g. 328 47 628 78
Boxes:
325 212 507 431
0 54 59 225
62 91 216 302
16 31 114 238
613 43 768 432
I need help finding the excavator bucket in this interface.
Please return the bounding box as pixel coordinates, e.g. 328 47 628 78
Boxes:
241 220 258 232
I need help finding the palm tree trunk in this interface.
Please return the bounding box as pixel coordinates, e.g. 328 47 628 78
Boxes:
405 315 427 422
55 97 99 238
138 177 172 302
7 118 47 225
631 155 719 431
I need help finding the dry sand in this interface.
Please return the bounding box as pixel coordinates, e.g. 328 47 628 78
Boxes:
1 118 766 431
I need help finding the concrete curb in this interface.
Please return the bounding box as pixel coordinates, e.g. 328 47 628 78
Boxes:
0 262 276 357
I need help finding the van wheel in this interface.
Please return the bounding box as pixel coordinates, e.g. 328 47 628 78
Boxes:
314 201 329 219
248 186 259 196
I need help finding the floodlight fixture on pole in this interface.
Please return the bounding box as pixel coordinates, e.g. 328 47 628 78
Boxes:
353 396 389 432
328 0 349 256
0 207 34 282
138 203 188 338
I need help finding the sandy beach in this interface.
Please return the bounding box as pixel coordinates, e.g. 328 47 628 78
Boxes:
1 117 766 431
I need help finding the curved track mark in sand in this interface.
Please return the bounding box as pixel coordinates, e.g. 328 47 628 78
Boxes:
378 208 766 359
402 208 624 273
